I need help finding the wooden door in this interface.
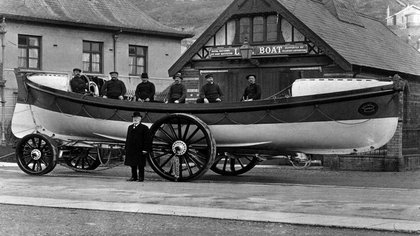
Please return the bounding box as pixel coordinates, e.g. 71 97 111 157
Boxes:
261 69 299 98
199 69 300 102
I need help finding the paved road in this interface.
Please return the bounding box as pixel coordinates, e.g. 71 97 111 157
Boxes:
0 204 412 236
0 162 419 234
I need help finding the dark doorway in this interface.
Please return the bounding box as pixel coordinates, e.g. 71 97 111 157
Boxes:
199 68 300 102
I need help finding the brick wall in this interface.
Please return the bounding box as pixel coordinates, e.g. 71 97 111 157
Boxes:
324 77 420 171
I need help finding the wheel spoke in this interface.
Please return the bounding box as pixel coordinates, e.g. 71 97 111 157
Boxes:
81 157 86 169
152 152 170 160
26 140 36 149
222 157 228 172
182 155 194 176
177 118 182 140
187 151 205 168
37 138 42 149
237 158 246 168
185 127 200 143
188 136 206 145
167 123 178 140
158 126 175 142
153 136 172 145
74 156 81 167
159 153 175 168
184 153 200 169
39 157 48 166
182 123 191 141
30 161 36 171
230 159 236 172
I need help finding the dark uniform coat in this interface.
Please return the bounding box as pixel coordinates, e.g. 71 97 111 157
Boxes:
124 123 151 167
70 75 88 93
135 81 155 101
242 83 261 100
100 79 127 99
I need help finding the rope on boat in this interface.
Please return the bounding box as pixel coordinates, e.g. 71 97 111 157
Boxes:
206 106 317 125
316 106 371 125
50 90 374 127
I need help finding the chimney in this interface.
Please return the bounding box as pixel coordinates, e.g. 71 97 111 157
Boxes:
387 5 390 18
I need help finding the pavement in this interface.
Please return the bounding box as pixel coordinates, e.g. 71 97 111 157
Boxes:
0 161 419 234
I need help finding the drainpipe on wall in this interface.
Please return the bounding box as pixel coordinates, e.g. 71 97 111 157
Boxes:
112 32 120 72
0 17 7 146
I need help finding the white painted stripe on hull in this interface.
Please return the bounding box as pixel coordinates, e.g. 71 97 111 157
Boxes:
12 104 398 154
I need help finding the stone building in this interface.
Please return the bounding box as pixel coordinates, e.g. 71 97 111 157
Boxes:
169 0 420 171
0 0 193 143
386 4 420 51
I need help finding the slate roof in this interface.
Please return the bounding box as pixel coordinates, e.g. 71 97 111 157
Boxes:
169 0 420 76
0 0 193 39
278 0 420 76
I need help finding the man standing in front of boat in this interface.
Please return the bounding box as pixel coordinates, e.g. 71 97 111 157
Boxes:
241 74 261 101
125 111 151 182
101 71 126 100
196 73 223 103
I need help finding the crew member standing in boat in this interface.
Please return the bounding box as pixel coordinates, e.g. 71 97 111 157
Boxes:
101 71 126 100
125 111 151 182
166 73 187 103
135 73 155 102
241 74 261 101
196 74 223 103
70 68 88 94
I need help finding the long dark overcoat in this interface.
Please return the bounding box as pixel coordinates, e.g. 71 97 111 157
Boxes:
124 123 151 166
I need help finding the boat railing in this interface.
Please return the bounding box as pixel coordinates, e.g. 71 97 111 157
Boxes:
264 84 293 100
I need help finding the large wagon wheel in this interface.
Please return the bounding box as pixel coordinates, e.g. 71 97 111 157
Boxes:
15 133 58 175
211 152 259 176
62 147 101 171
148 113 216 182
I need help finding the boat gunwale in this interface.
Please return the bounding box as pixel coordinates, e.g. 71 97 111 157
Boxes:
24 76 398 114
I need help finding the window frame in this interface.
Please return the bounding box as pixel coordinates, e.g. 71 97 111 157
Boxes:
82 41 103 74
235 14 287 45
129 45 148 76
18 34 42 70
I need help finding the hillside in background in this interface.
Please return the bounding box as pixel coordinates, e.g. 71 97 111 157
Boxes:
132 0 420 38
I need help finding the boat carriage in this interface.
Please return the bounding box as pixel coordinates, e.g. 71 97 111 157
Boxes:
11 69 402 181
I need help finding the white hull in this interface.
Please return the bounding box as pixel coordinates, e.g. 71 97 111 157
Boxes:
12 103 398 154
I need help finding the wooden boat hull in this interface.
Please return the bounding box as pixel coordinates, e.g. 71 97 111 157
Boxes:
12 72 401 155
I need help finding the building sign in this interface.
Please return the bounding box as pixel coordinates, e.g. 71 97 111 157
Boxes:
209 43 308 58
209 48 241 57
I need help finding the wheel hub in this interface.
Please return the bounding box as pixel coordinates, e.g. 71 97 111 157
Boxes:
31 149 42 160
172 140 187 155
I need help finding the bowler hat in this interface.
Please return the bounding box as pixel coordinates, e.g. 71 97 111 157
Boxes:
73 68 82 72
109 71 119 75
141 73 149 79
205 74 213 79
132 111 142 117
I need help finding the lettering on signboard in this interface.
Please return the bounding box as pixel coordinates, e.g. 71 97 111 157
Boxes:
209 43 308 58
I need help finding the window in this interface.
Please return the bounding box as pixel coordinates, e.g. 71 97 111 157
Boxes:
236 15 284 44
129 45 147 75
266 15 278 41
18 35 41 69
239 17 251 43
252 16 264 42
83 41 103 73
